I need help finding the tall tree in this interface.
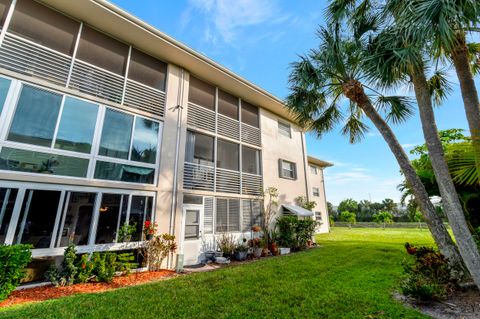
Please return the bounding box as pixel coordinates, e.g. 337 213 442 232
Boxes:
366 23 480 288
390 0 480 178
286 25 463 270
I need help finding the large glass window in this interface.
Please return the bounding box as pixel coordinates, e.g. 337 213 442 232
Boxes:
8 85 62 147
0 147 89 177
95 193 122 244
217 139 239 171
0 187 18 244
57 192 96 247
14 190 61 248
94 161 155 184
242 146 261 175
128 49 167 91
241 101 259 128
185 131 214 166
77 26 129 75
9 0 79 55
218 90 238 120
99 109 133 160
129 196 153 242
188 76 215 110
0 77 11 115
55 97 98 153
242 199 263 232
131 118 159 164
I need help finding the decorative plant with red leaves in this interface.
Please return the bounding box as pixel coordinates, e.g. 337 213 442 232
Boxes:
143 220 157 238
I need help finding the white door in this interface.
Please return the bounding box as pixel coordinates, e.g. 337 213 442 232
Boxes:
182 205 203 266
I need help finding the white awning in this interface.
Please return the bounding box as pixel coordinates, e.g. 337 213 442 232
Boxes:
282 204 314 217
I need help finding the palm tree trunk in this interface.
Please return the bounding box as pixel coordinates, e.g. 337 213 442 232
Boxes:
341 80 465 271
411 69 480 289
451 34 480 175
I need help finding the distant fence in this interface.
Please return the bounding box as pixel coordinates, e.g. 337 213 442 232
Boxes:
332 222 449 229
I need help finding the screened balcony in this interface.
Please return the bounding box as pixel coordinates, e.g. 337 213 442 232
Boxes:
0 0 167 118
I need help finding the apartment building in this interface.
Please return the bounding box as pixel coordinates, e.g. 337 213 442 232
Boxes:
0 0 331 270
307 156 333 234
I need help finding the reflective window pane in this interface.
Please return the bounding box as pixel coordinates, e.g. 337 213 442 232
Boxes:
185 209 199 239
14 190 61 248
58 192 96 247
0 77 11 115
55 97 98 154
99 109 133 159
95 194 122 244
129 196 148 241
94 161 154 184
242 146 261 175
0 0 11 29
217 139 239 171
0 188 18 244
8 85 62 147
0 147 89 177
131 118 159 164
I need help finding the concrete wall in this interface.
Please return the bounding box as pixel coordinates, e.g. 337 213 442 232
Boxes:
260 108 309 209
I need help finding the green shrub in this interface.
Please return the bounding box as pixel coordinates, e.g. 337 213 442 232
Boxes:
0 244 32 301
276 216 316 250
115 253 137 275
373 211 394 229
339 211 356 227
401 243 455 301
45 244 78 287
76 254 94 283
91 252 117 283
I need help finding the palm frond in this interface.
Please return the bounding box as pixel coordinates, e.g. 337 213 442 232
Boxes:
447 142 480 186
340 102 369 143
374 96 415 124
467 42 480 75
427 69 453 106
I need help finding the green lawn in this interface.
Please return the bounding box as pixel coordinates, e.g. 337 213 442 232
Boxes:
0 228 434 319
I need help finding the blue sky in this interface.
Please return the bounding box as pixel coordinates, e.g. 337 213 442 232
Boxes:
111 0 473 205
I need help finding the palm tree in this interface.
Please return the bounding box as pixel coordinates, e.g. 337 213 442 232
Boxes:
389 0 480 178
366 22 480 288
286 26 464 270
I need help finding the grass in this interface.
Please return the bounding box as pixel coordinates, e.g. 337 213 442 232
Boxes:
0 228 434 319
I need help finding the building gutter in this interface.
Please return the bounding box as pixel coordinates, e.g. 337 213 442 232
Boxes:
301 132 310 202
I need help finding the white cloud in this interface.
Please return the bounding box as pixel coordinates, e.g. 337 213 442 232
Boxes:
183 0 286 44
401 143 419 150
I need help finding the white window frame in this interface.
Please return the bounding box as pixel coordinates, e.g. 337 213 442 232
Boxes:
310 165 318 175
313 187 320 197
1 180 156 257
279 159 297 180
0 77 163 186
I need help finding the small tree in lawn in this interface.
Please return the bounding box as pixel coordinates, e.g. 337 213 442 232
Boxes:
373 211 394 229
262 187 279 249
339 211 356 228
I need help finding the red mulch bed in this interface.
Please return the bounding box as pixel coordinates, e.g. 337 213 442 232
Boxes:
0 270 177 308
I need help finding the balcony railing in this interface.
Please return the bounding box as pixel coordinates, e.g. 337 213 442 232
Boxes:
183 162 214 191
0 33 71 86
242 173 263 196
124 80 166 118
217 113 240 140
186 102 215 133
241 123 261 147
216 168 241 194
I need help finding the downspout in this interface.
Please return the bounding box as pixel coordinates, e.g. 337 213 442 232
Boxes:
169 68 185 268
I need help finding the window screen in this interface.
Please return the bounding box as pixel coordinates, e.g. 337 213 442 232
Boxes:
9 0 79 55
215 198 240 233
278 121 291 138
185 131 215 166
242 146 260 175
218 89 238 120
77 25 129 75
217 139 239 171
241 101 259 128
128 48 167 91
188 76 215 110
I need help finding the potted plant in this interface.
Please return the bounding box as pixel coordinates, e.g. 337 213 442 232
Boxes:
248 237 263 258
143 220 157 240
234 239 249 261
216 233 236 260
118 222 136 242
